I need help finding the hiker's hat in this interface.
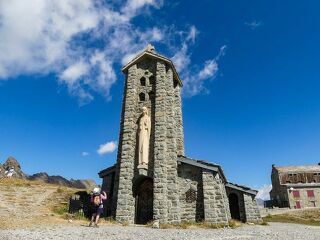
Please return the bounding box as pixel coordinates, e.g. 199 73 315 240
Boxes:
93 187 100 194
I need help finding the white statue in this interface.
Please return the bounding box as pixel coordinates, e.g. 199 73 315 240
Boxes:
138 107 151 166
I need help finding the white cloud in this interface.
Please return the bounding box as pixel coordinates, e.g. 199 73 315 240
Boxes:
121 0 163 18
0 0 163 103
0 0 227 102
256 184 272 200
97 141 117 155
60 61 89 84
82 151 90 156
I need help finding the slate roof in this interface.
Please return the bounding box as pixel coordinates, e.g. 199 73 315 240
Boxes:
225 182 258 196
98 164 116 178
177 155 227 183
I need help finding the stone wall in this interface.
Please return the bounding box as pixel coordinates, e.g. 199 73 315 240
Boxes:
202 170 230 224
153 61 169 223
165 68 181 223
270 167 289 207
113 55 184 224
114 64 138 223
174 85 184 156
177 164 204 221
243 194 261 222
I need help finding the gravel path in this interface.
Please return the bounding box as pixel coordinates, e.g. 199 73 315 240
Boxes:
0 222 319 240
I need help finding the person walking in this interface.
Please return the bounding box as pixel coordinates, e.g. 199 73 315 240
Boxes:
89 187 107 227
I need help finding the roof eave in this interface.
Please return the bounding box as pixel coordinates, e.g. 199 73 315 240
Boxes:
177 156 227 183
225 182 258 196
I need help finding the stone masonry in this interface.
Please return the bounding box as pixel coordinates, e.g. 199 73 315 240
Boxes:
99 45 261 225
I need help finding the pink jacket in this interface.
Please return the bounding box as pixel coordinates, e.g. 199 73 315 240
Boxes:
91 192 107 206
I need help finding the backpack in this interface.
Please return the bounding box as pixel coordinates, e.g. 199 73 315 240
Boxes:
92 193 101 206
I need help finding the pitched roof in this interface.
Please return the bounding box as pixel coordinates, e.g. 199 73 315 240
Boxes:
98 164 116 178
177 155 227 182
225 182 258 196
274 164 320 173
121 45 182 86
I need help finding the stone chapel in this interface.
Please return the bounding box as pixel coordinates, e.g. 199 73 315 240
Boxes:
99 45 261 224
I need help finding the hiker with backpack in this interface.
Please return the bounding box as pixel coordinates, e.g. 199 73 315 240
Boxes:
89 187 107 227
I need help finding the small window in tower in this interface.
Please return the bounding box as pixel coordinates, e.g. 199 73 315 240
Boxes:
139 92 145 101
140 77 146 86
149 76 155 85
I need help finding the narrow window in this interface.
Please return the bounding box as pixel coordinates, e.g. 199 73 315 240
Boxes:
307 190 315 198
292 190 300 198
295 201 301 209
139 92 145 101
140 77 146 86
310 201 316 207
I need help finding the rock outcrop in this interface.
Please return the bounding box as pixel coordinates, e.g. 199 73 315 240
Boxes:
2 156 27 179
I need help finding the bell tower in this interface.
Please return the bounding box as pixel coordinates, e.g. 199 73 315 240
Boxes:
113 44 184 224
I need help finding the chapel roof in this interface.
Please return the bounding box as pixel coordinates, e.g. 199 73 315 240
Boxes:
177 155 227 183
225 182 258 196
121 44 182 86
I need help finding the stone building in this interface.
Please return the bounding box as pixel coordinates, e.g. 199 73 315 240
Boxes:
99 45 261 224
270 164 320 208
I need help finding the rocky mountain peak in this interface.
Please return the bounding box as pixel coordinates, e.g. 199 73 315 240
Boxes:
1 156 96 189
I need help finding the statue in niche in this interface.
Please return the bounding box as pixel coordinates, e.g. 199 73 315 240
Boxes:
138 107 151 167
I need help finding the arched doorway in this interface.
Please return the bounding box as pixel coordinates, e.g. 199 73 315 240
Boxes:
228 193 240 220
135 178 153 224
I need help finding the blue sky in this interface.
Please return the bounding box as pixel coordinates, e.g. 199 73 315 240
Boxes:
1 0 320 198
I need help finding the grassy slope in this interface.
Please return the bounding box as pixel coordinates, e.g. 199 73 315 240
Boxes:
0 178 84 229
263 209 320 226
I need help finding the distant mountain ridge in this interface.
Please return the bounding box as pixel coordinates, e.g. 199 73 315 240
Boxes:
0 156 96 189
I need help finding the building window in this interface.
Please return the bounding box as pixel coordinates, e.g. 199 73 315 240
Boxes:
139 92 145 101
310 201 316 207
140 77 146 86
307 190 315 198
295 201 301 209
292 190 300 198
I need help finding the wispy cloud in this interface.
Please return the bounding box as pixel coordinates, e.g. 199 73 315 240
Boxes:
172 32 227 97
97 141 117 155
245 20 262 30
